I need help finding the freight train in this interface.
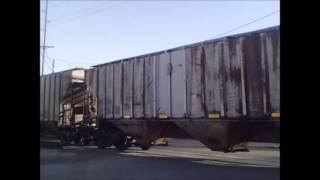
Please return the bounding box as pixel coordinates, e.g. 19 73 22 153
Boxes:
40 26 280 152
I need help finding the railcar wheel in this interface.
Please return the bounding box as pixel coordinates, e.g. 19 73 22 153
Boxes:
140 145 150 150
125 136 133 147
59 130 72 147
80 137 91 146
96 140 106 149
113 132 128 151
95 130 112 149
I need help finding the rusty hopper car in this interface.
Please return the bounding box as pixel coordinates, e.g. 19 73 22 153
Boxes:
40 26 280 152
88 26 280 152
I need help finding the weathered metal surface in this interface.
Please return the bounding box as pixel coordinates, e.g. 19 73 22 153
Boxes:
105 64 114 119
113 62 123 119
40 27 280 151
186 46 205 118
98 66 106 117
44 75 51 121
156 53 171 117
86 68 98 98
41 68 86 123
42 27 279 123
39 27 280 153
222 38 243 118
40 76 45 121
262 31 280 113
133 57 145 118
54 74 61 121
123 60 134 118
170 49 186 118
241 35 265 117
144 56 156 118
49 74 56 121
203 41 224 117
60 71 72 101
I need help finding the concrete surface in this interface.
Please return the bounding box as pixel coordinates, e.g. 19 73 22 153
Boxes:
40 138 280 180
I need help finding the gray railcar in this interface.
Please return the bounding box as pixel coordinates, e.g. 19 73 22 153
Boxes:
40 26 280 151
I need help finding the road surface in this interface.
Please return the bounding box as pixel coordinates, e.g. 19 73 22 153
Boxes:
40 139 279 180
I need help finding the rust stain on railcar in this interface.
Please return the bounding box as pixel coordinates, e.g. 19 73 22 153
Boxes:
264 30 280 113
133 57 145 118
222 38 243 118
88 68 99 98
242 34 265 118
49 74 56 121
203 41 224 117
40 76 45 121
113 62 123 119
98 66 106 117
157 53 171 117
54 73 61 121
186 46 205 118
144 56 156 118
105 64 114 119
44 75 51 121
123 60 134 119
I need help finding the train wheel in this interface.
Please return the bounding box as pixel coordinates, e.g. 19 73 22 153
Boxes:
59 130 71 147
113 132 128 151
80 137 91 146
94 130 112 149
125 136 133 147
96 141 106 149
140 145 150 150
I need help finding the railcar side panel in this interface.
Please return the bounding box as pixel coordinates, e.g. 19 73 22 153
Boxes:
113 62 123 119
170 49 187 118
105 64 114 119
123 60 134 118
144 56 157 118
133 58 145 118
156 53 171 117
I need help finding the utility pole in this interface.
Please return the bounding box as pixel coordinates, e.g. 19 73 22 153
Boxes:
52 58 55 74
41 0 49 76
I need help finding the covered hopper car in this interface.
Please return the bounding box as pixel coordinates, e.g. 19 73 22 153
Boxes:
40 26 280 152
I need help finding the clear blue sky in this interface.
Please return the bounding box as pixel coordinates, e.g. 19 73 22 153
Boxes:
40 0 280 75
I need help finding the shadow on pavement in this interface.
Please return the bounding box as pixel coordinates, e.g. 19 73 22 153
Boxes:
41 146 279 180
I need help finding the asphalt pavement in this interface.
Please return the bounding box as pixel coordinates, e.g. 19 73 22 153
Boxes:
40 138 280 180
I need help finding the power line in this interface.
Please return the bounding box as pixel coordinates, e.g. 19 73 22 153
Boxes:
52 2 125 25
44 52 53 66
50 2 110 22
44 56 53 71
54 58 100 65
213 9 279 38
45 53 53 65
50 1 127 27
49 2 67 9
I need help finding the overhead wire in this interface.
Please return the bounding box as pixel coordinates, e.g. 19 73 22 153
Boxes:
44 57 53 72
50 1 127 27
48 2 67 9
212 9 279 38
49 2 110 23
54 58 100 65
